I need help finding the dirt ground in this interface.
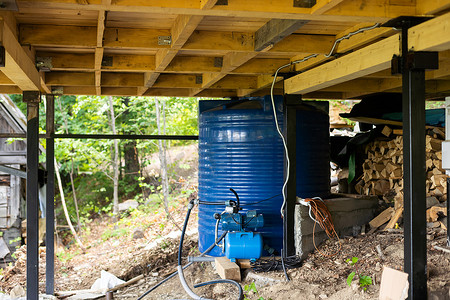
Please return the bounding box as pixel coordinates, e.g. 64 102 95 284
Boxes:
1 208 449 299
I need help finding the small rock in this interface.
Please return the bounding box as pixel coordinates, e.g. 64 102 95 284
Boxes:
10 285 26 298
151 272 159 277
119 200 139 212
426 197 440 209
319 294 328 299
375 262 381 272
132 229 145 239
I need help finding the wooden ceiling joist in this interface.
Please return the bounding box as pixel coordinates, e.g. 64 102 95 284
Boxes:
0 20 40 91
0 0 447 98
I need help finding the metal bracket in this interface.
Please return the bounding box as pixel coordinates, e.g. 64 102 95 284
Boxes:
51 86 64 95
293 0 316 8
158 36 172 46
392 52 439 75
214 57 223 68
36 57 53 72
195 75 203 84
101 56 113 67
23 91 41 103
0 0 18 11
216 0 228 5
381 16 433 29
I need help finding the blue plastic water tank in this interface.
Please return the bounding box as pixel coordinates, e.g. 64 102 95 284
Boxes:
198 96 329 256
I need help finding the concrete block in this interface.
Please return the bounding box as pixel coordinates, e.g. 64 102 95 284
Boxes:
294 195 378 259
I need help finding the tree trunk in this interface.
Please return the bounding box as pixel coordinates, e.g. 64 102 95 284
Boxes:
108 96 120 216
122 97 140 184
155 97 170 218
54 158 86 252
57 97 81 232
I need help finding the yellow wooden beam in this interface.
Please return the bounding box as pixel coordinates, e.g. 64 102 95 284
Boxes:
102 72 144 87
0 85 22 94
408 12 450 52
18 0 414 23
311 0 345 14
101 87 138 96
37 52 95 71
417 0 450 15
285 34 400 94
102 54 156 72
143 87 194 97
153 74 202 88
210 75 258 89
200 0 220 10
20 24 97 47
0 21 40 90
46 72 95 86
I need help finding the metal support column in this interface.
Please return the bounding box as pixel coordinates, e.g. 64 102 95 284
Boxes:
24 91 41 300
46 94 55 295
385 16 438 300
283 94 300 257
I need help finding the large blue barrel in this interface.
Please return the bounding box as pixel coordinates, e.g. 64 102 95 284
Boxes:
198 96 329 256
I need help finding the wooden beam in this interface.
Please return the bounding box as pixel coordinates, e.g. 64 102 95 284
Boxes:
0 21 40 90
285 34 400 94
153 74 202 88
143 87 194 97
171 15 204 49
20 24 97 47
101 72 144 87
200 0 220 10
255 19 308 52
45 72 95 86
311 0 345 14
210 75 258 89
103 28 171 49
97 10 106 48
408 12 450 52
37 52 95 71
417 0 450 15
101 87 138 96
17 0 416 22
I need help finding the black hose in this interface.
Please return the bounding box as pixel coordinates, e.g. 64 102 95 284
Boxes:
194 279 243 300
280 252 290 282
229 188 240 208
137 232 228 300
178 201 193 265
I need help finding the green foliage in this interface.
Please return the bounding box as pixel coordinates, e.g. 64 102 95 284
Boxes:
101 227 129 241
243 282 271 300
56 250 77 263
346 256 373 291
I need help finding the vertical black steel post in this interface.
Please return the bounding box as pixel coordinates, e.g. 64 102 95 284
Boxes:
24 91 41 300
396 21 438 299
448 177 450 247
283 94 299 257
402 61 427 300
46 94 55 295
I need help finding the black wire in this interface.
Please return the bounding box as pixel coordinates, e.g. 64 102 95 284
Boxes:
250 255 302 272
280 253 290 282
229 188 240 208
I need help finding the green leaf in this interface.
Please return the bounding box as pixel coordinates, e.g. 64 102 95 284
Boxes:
359 275 373 287
347 272 356 286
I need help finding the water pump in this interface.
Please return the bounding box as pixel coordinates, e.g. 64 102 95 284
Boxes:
215 189 264 262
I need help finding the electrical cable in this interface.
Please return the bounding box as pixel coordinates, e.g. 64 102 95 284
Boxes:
280 250 290 282
250 255 303 272
299 197 341 258
196 194 281 207
324 23 381 58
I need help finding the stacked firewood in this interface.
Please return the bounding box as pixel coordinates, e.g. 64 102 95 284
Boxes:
355 126 447 203
356 126 448 231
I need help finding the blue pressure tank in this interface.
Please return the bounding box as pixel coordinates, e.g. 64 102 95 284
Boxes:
198 96 329 256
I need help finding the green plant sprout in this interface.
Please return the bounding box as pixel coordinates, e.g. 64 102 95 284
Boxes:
346 257 373 291
243 282 272 300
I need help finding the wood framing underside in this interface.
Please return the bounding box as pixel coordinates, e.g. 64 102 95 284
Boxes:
0 0 449 98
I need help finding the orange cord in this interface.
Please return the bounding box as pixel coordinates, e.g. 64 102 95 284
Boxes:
304 198 341 258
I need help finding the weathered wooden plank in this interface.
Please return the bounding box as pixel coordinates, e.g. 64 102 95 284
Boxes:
255 19 308 51
214 257 241 282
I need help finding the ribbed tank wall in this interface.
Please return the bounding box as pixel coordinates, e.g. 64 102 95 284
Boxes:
198 101 284 256
198 98 330 256
296 107 330 199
